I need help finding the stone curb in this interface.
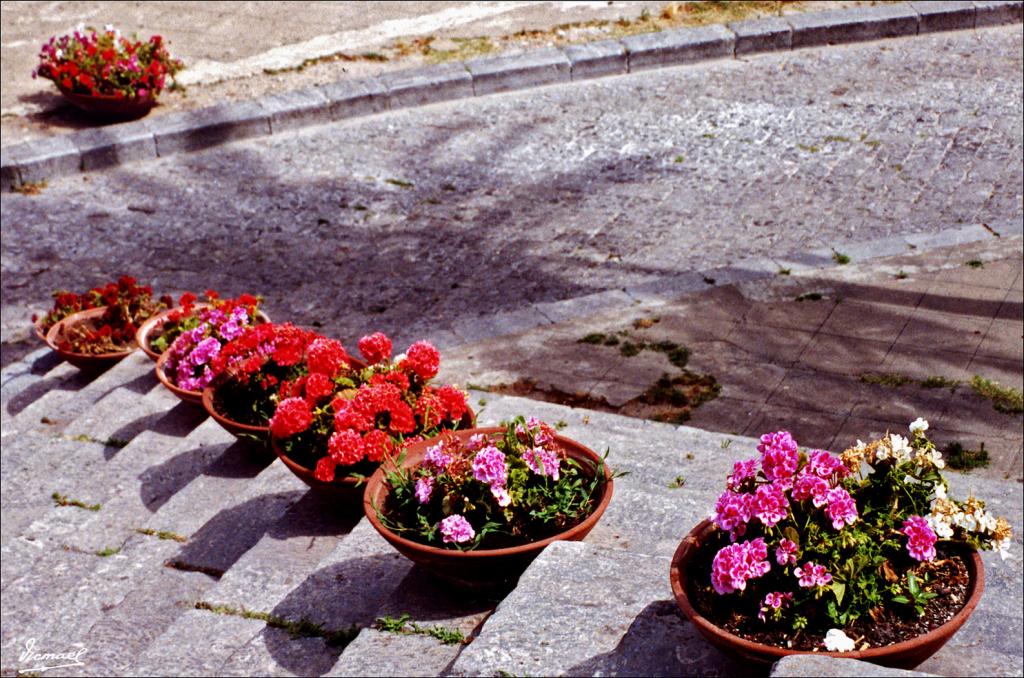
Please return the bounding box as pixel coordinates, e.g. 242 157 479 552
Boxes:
1 1 1021 191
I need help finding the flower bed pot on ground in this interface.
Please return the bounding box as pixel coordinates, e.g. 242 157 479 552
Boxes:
46 307 137 370
363 419 614 591
668 420 1010 669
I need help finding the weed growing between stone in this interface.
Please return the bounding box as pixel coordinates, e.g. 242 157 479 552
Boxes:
942 441 990 471
193 601 358 646
51 492 101 511
134 527 187 542
969 375 1024 414
375 612 466 645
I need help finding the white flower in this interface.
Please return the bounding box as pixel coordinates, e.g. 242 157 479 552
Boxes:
881 433 913 463
927 514 954 539
104 23 114 32
392 352 407 365
54 48 63 59
995 538 1012 561
915 447 945 469
824 629 856 652
909 417 929 434
933 483 947 500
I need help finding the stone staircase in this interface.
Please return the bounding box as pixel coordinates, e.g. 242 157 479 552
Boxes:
1 346 1021 676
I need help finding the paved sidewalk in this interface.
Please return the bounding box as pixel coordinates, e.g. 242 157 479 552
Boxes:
440 235 1024 481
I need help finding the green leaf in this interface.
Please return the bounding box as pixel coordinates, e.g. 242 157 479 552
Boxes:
831 581 846 606
892 596 910 604
907 573 920 596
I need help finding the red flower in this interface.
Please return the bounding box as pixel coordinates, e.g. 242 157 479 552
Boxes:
179 291 197 307
328 429 364 466
269 397 312 439
314 456 337 482
369 371 410 392
401 341 440 381
304 372 334 401
306 336 350 377
436 384 468 422
388 401 416 435
362 429 392 462
334 398 373 432
414 389 445 429
358 332 392 365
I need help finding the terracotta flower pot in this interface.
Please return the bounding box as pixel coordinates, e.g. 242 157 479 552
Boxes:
136 305 271 362
154 350 203 406
33 317 49 343
363 427 615 591
273 407 475 506
44 307 137 370
202 384 270 442
58 86 156 120
669 519 985 669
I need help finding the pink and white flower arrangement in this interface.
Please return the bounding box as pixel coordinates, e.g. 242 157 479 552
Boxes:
162 304 253 393
700 420 1012 649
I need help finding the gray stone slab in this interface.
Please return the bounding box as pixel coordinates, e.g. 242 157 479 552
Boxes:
909 1 978 32
378 63 472 109
1 146 21 191
623 272 710 305
449 306 551 344
623 24 736 71
465 48 570 96
788 5 921 48
771 655 937 677
533 289 636 324
4 135 81 185
449 540 745 677
76 565 214 677
220 627 342 677
317 76 388 121
564 39 628 80
70 123 157 171
256 86 330 133
150 101 271 156
730 16 794 55
131 608 265 677
904 223 994 250
974 0 1024 26
331 629 461 677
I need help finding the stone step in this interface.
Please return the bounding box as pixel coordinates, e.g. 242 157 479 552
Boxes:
2 351 160 436
0 345 58 407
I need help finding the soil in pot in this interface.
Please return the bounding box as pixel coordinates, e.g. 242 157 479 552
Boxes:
685 528 971 652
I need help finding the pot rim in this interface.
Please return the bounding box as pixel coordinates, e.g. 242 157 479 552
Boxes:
362 426 615 559
669 518 986 663
155 349 203 400
45 306 137 359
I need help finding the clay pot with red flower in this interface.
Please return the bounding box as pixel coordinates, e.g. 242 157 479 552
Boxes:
270 332 474 505
363 419 614 591
669 422 1009 669
40 276 169 370
33 25 183 120
201 325 361 443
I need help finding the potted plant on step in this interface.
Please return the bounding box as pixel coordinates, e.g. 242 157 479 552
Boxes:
670 419 1012 669
364 416 615 591
270 332 472 503
136 290 266 361
41 275 170 369
33 24 184 119
202 324 359 443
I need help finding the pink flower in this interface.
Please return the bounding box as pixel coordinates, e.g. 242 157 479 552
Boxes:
805 449 848 478
415 476 434 504
713 491 753 534
440 514 475 544
423 442 453 471
824 487 858 530
758 591 793 622
795 561 832 588
759 431 799 483
402 341 441 380
792 474 829 507
472 446 507 488
775 538 798 566
522 446 561 480
902 515 937 562
711 537 771 595
753 483 789 527
727 458 758 490
490 485 511 507
465 433 488 452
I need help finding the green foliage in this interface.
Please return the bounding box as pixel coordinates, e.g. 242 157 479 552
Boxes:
970 375 1023 414
668 475 687 489
964 259 984 269
195 601 358 646
95 546 121 557
831 250 851 265
942 441 990 471
859 371 911 388
794 292 823 302
891 573 937 617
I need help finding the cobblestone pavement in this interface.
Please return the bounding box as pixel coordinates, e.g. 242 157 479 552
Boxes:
3 25 1023 371
439 235 1024 482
